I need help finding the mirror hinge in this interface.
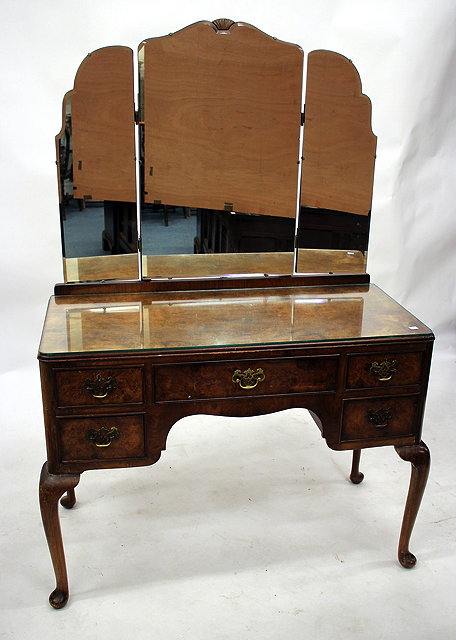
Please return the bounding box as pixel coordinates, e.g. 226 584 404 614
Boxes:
137 237 142 252
301 106 305 126
134 109 139 124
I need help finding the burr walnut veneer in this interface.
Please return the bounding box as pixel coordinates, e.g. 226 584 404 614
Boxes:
39 281 433 608
40 19 434 609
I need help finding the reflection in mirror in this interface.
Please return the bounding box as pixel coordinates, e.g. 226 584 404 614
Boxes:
56 46 139 283
140 204 296 278
60 199 139 283
295 209 369 274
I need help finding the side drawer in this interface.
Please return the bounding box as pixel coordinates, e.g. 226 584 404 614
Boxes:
340 395 418 443
55 367 144 407
155 356 338 402
58 414 146 462
346 352 423 389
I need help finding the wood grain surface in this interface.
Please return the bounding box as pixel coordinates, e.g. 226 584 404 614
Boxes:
39 284 432 356
69 46 136 203
140 21 303 217
300 50 376 215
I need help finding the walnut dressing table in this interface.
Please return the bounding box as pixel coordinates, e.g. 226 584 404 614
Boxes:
39 20 433 608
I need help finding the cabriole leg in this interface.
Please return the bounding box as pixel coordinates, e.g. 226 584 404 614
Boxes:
39 463 80 608
350 449 364 484
394 441 430 568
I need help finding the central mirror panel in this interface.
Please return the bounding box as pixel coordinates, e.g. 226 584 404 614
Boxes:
138 20 303 279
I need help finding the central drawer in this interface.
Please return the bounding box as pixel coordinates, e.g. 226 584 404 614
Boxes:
155 356 338 402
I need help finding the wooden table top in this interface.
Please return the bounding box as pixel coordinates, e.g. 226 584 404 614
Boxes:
39 284 432 356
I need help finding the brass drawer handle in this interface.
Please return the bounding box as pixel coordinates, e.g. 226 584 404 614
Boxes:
369 359 398 382
88 426 119 447
82 373 117 398
367 408 393 429
232 367 265 390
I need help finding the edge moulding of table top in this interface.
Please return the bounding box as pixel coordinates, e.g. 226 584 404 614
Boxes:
39 18 434 609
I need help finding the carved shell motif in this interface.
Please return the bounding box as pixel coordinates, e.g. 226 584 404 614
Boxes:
212 18 235 32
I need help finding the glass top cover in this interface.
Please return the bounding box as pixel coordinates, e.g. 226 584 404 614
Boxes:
39 285 432 356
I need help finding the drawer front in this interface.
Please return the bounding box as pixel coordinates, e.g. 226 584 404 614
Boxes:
58 415 146 462
346 352 423 389
55 367 144 407
340 395 418 443
155 356 338 402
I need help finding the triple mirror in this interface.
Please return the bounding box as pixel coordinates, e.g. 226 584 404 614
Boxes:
57 19 376 283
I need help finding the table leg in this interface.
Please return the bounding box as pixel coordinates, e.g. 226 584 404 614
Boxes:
39 463 80 608
394 441 430 568
60 488 77 509
350 449 364 484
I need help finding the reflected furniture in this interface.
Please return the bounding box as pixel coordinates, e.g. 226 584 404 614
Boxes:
40 19 433 608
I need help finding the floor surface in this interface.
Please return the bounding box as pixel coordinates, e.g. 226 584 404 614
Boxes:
0 351 455 639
